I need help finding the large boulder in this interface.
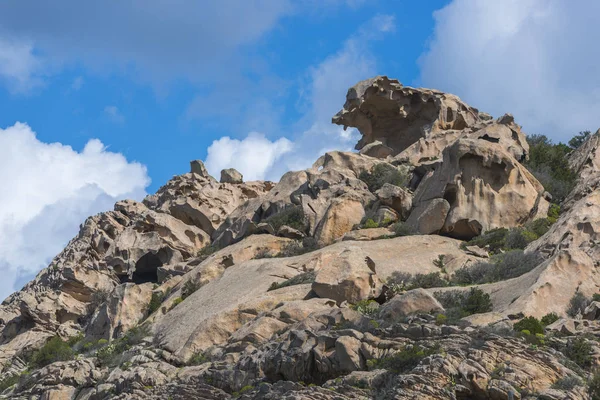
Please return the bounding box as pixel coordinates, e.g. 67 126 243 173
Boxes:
409 138 548 239
379 289 444 320
312 247 383 304
220 168 243 184
332 76 529 164
375 183 412 220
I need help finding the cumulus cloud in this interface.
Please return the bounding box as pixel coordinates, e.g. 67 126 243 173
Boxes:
419 0 600 140
205 133 293 181
204 14 395 181
0 123 149 300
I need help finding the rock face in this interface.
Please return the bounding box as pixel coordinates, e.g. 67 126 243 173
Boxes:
220 168 243 184
312 247 383 304
408 138 548 239
332 76 529 164
3 75 598 400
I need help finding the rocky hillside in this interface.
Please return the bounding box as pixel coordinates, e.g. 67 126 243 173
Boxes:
1 76 600 399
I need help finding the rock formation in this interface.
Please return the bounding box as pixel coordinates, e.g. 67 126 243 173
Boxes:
1 77 598 400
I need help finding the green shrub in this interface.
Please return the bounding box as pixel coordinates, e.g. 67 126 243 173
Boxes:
392 222 417 237
548 203 561 223
541 312 560 326
408 272 448 289
434 287 492 320
268 270 316 291
187 351 210 366
351 299 379 317
565 337 593 368
264 206 306 232
197 244 220 260
435 314 447 326
95 324 150 367
170 297 183 310
367 344 440 373
30 336 74 368
273 237 321 258
567 292 590 317
451 250 543 285
359 164 409 192
525 134 578 203
593 294 600 302
589 370 600 400
433 255 446 271
363 219 379 229
569 130 592 149
513 316 544 335
148 291 165 314
552 376 581 391
0 374 20 392
464 228 509 254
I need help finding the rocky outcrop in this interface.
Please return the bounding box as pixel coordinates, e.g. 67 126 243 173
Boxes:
220 168 243 184
379 289 444 319
332 76 529 164
408 138 549 239
212 151 385 247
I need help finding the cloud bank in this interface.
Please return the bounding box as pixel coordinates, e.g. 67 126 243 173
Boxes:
419 0 600 140
0 123 149 300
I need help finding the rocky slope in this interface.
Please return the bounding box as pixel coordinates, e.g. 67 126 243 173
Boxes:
1 76 599 400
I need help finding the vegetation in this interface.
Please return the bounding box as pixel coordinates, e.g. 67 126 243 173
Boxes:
266 237 321 258
181 279 201 301
451 250 543 285
551 376 581 391
96 324 151 367
30 336 74 368
564 337 593 368
569 130 592 149
264 206 306 232
464 219 555 255
187 351 210 366
589 370 600 400
359 163 409 192
367 344 440 373
513 316 544 336
567 292 591 317
170 297 183 310
351 299 379 317
148 291 165 314
362 218 379 229
434 288 492 322
541 312 559 326
524 134 578 202
197 244 220 261
268 270 316 292
0 374 20 392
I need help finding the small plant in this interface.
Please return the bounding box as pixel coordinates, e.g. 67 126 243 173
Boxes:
589 369 600 400
451 250 543 285
552 376 581 391
273 237 321 258
0 374 20 392
197 244 220 261
30 336 74 368
565 337 593 368
434 287 492 322
541 312 560 326
170 297 183 310
567 292 590 317
363 219 379 229
408 272 449 289
187 351 210 366
359 163 409 192
264 206 306 232
351 299 379 317
267 270 316 291
593 294 600 302
433 255 446 273
367 344 441 373
435 314 447 326
148 291 165 314
513 316 544 336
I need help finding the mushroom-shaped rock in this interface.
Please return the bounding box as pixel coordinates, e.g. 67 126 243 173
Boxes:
379 289 444 320
312 247 383 304
220 168 243 184
409 138 548 239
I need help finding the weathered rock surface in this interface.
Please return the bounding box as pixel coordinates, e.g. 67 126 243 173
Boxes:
220 168 243 184
379 289 444 320
409 138 548 239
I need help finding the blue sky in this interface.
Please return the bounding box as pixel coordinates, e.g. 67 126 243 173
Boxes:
1 0 599 299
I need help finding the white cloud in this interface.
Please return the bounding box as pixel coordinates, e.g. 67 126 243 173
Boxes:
0 122 149 300
419 0 600 140
0 37 43 93
104 105 125 124
204 14 395 181
205 133 293 181
71 76 84 91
